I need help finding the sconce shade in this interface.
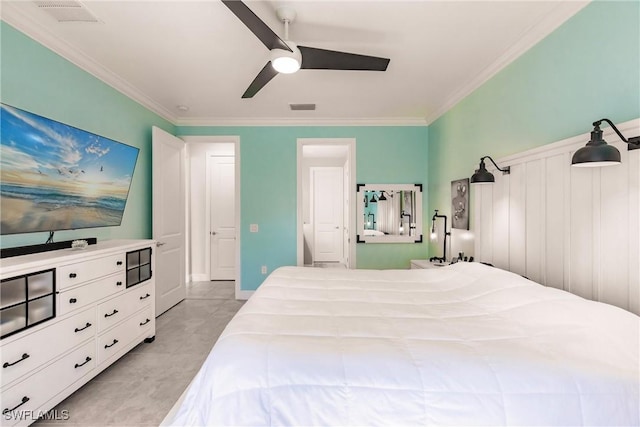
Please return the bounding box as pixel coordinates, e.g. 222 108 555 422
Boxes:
470 156 510 184
378 192 387 201
470 163 495 184
571 126 621 167
370 193 378 203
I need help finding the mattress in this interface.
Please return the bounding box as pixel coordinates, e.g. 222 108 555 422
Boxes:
169 263 639 426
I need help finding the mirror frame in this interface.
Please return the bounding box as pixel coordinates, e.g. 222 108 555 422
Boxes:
356 183 423 243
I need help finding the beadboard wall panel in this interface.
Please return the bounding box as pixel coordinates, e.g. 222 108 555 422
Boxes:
473 118 640 314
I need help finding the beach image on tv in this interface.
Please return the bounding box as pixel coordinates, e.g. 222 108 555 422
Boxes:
1 104 139 235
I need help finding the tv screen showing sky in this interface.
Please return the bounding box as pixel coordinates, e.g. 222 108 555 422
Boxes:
0 103 139 235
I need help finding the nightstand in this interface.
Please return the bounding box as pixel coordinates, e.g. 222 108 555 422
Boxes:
410 259 448 269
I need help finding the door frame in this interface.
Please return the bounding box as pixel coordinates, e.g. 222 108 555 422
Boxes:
181 135 243 298
297 138 356 268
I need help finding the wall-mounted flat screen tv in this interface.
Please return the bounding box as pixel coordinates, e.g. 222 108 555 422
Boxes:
0 103 139 235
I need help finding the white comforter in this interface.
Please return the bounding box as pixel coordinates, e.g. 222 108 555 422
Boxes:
170 263 639 426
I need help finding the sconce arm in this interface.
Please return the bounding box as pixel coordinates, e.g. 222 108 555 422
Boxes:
594 119 640 146
481 156 511 174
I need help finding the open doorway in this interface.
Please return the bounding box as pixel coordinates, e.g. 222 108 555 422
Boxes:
297 138 356 268
182 136 242 298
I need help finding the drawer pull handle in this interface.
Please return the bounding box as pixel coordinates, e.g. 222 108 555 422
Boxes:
74 356 92 369
116 281 123 286
2 396 29 415
69 273 77 278
104 309 119 318
74 322 92 333
3 353 30 368
140 293 151 300
116 261 123 266
69 298 78 304
140 318 151 326
104 339 119 349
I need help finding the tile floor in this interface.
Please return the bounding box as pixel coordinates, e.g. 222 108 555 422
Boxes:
36 281 243 427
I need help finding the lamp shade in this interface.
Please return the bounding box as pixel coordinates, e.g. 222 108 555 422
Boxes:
470 161 494 184
378 192 387 201
571 127 621 167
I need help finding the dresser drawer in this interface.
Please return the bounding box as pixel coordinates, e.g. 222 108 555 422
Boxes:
1 341 95 426
58 272 125 316
57 254 125 290
97 282 153 333
1 307 95 389
97 311 149 365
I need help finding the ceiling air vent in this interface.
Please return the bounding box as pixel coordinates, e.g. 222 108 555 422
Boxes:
289 103 316 111
33 0 102 23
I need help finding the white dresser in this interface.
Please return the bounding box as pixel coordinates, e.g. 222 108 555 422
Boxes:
0 239 155 426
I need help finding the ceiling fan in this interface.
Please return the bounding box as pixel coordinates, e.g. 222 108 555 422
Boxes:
221 0 390 98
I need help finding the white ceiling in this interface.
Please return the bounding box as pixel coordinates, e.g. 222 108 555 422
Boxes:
1 0 589 126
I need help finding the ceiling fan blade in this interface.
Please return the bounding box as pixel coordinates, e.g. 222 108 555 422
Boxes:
298 46 390 71
221 0 291 52
242 62 278 98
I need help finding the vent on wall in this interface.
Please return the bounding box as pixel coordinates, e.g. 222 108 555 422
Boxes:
289 104 316 111
33 0 102 23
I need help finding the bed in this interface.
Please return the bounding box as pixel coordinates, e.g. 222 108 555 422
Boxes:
168 263 639 426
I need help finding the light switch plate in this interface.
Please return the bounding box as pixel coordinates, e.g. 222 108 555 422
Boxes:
250 224 259 233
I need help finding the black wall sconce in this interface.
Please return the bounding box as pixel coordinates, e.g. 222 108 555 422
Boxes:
429 210 451 263
470 156 511 184
572 118 640 167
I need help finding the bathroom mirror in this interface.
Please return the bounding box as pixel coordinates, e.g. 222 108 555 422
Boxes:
356 183 423 243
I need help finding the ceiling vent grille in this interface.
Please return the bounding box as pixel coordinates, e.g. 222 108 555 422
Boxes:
289 103 316 111
33 0 102 23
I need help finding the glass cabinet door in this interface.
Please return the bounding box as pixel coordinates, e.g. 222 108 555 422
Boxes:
126 248 152 288
1 269 55 339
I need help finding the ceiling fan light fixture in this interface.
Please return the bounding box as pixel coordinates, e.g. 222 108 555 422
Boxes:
270 43 301 74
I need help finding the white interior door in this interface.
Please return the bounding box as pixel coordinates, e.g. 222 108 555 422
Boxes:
152 127 186 316
312 167 344 262
208 155 236 280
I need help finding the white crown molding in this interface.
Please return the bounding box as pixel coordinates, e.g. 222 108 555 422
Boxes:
424 0 590 125
1 3 178 124
174 116 427 127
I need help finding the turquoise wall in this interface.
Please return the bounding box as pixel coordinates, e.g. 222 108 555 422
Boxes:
176 126 429 290
0 22 176 248
427 0 640 256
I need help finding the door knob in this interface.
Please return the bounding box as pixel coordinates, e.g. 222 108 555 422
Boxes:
156 242 166 247
211 231 217 235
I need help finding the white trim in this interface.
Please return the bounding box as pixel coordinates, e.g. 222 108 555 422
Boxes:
175 117 427 127
233 138 242 300
1 3 177 124
425 1 589 125
297 138 357 269
181 136 239 144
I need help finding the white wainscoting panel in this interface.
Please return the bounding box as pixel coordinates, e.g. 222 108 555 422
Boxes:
473 118 640 314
